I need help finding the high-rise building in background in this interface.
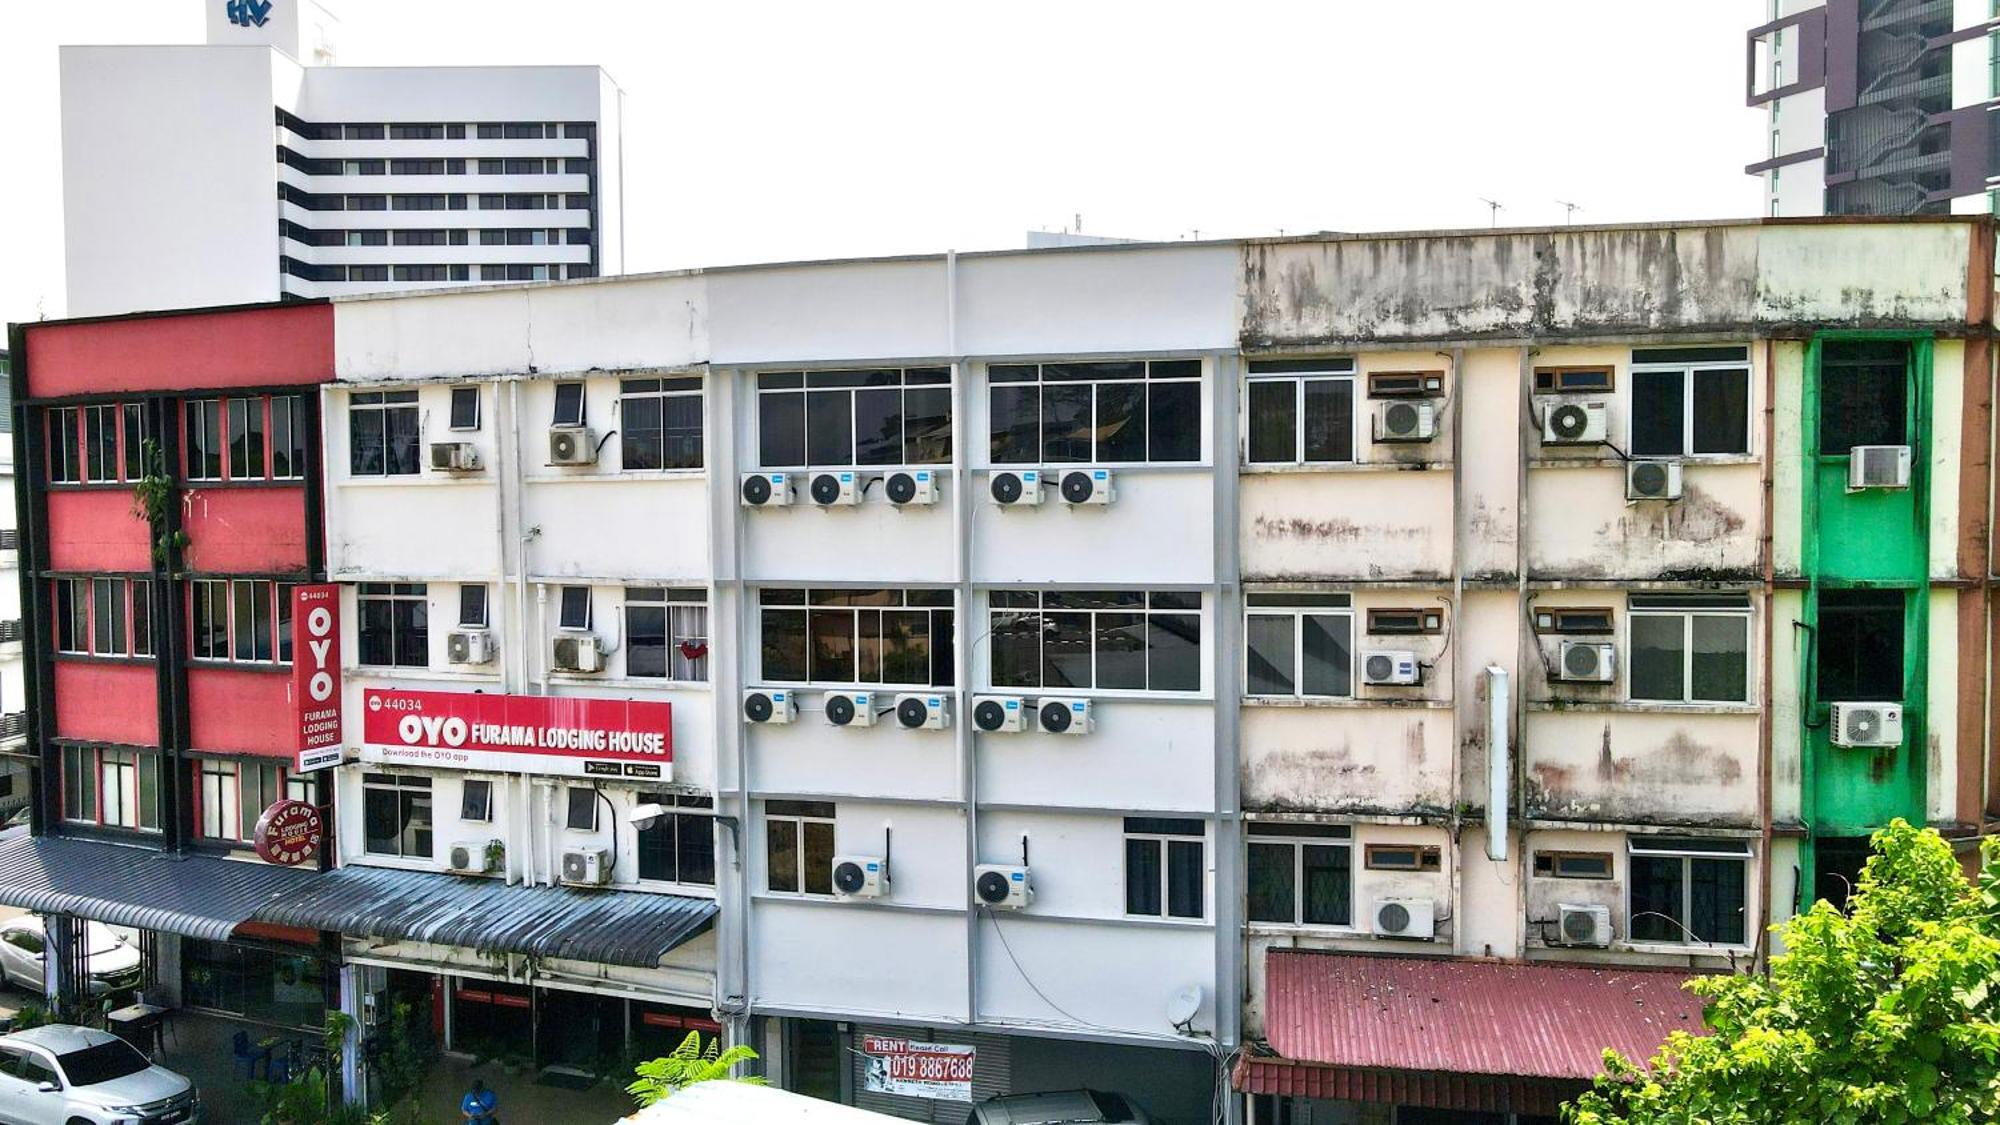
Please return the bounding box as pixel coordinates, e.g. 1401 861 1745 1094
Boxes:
59 0 622 318
1748 0 1998 216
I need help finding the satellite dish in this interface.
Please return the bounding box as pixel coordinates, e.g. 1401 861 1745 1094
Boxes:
1164 984 1203 1028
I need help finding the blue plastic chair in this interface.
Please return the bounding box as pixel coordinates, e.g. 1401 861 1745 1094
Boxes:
231 1030 269 1081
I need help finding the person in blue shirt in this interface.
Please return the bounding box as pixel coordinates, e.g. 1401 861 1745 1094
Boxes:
460 1078 498 1125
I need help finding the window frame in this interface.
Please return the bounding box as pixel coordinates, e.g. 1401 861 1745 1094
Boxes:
460 778 493 822
1363 843 1441 871
357 583 430 668
187 579 284 666
1628 354 1752 458
618 377 705 471
764 800 837 898
1626 596 1753 705
552 383 587 428
1246 822 1354 929
1243 361 1357 466
1626 836 1752 947
987 359 1202 467
348 391 422 477
1243 594 1354 699
1123 817 1206 921
759 588 956 688
81 747 160 832
458 584 489 629
362 773 435 859
448 387 481 432
754 367 953 470
636 793 717 888
53 578 149 660
987 590 1201 695
46 407 81 484
1534 850 1615 880
625 587 709 682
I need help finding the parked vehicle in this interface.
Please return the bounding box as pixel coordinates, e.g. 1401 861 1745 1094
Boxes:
0 1024 198 1124
0 918 142 998
965 1090 1151 1125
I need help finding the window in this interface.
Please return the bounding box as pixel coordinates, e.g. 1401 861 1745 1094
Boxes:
1630 347 1750 457
189 580 279 664
394 265 451 282
638 794 716 886
990 359 1200 465
63 747 158 830
363 773 434 858
344 124 385 140
347 195 387 212
1535 851 1613 879
449 387 480 431
346 230 388 247
232 579 274 662
46 408 80 484
1534 606 1615 635
566 787 599 831
559 586 592 631
270 396 307 480
122 403 145 479
755 367 951 469
765 800 835 895
620 377 704 470
553 383 586 427
1245 359 1355 465
53 579 86 654
286 773 318 807
359 584 429 667
349 391 420 476
1534 366 1615 394
90 579 124 656
1125 817 1204 919
458 584 488 628
1364 844 1441 871
989 590 1199 693
626 588 708 681
389 123 444 140
1819 340 1909 452
238 762 284 840
460 779 493 821
61 746 96 822
1247 822 1351 926
1245 593 1351 698
130 580 153 657
226 398 265 480
85 405 118 481
1629 594 1751 703
1628 836 1750 945
55 578 147 658
1816 589 1904 702
186 396 298 481
390 159 445 176
759 589 954 686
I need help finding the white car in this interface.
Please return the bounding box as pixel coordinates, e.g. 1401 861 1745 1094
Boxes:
0 920 141 999
0 1025 198 1124
964 1090 1152 1125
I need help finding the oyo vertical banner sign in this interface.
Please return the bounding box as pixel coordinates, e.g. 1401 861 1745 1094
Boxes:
291 584 342 772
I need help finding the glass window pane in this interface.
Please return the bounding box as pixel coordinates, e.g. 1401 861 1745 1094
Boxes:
1302 379 1353 463
766 821 799 892
233 582 256 661
1820 343 1908 451
1148 612 1202 692
1630 370 1685 457
1095 612 1146 690
677 813 715 885
1691 615 1748 702
1166 839 1203 919
1246 614 1295 696
1691 368 1749 455
364 789 401 854
1629 855 1683 942
1148 381 1200 462
395 596 428 668
628 605 666 677
990 612 1040 689
808 609 855 682
802 821 835 895
805 390 852 466
853 387 903 466
662 394 703 469
1689 857 1746 944
402 792 433 857
1246 381 1296 464
1816 590 1904 702
989 385 1040 464
387 406 421 475
123 403 145 480
1042 612 1093 689
1300 613 1352 697
761 609 807 681
1096 382 1147 462
902 386 951 465
1629 615 1687 702
1301 844 1351 925
350 407 385 476
1125 838 1161 915
1247 842 1295 923
1041 383 1093 464
880 610 929 685
622 395 662 470
759 393 805 468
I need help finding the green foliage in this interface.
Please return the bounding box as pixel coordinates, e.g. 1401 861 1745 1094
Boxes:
252 1065 333 1125
626 1030 765 1107
1566 820 2000 1125
128 439 186 565
375 999 437 1106
11 1005 50 1031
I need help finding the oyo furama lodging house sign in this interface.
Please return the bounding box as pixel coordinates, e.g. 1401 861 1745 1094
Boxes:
290 584 343 773
253 799 324 866
360 688 673 780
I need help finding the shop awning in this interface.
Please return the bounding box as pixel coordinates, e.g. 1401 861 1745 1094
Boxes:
251 864 716 968
1236 951 1707 1114
0 831 319 942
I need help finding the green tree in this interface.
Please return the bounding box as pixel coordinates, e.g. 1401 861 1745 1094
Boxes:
1567 819 2000 1125
626 1030 765 1107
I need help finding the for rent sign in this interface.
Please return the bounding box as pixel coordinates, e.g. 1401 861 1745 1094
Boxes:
290 585 342 772
860 1036 974 1102
360 689 673 780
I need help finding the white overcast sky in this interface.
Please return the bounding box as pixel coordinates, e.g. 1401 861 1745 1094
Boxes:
0 1 1764 324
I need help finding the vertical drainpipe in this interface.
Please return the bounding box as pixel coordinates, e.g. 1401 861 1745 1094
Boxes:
1445 348 1466 944
1758 338 1776 967
510 382 532 697
1211 347 1244 1092
709 356 753 1045
946 252 980 1030
1512 347 1533 957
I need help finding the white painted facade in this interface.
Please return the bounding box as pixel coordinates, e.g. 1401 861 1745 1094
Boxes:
60 0 621 318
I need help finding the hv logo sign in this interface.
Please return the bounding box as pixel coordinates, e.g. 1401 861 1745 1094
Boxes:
226 0 273 28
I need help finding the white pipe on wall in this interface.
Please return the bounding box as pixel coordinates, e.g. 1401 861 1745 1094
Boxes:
1485 665 1510 861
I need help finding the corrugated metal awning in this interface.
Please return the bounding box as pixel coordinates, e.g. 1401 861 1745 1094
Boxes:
0 832 319 942
252 864 716 968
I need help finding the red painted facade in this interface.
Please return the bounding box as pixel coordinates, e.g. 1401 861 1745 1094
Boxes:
52 663 159 746
44 491 152 573
188 669 299 758
180 489 310 575
22 304 334 398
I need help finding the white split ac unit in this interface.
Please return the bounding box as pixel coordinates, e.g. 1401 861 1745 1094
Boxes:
1830 702 1905 748
989 470 1044 507
1625 459 1682 501
1372 897 1436 940
549 426 597 465
447 629 496 665
551 632 602 673
822 690 876 728
1848 445 1912 491
1541 400 1608 446
831 855 888 899
740 472 793 507
894 693 951 730
1360 650 1421 686
743 689 795 725
971 695 1031 733
1554 903 1613 948
808 471 862 506
560 847 611 886
447 839 499 875
1058 468 1115 505
974 864 1034 909
429 441 480 473
1557 640 1617 683
1037 697 1093 735
1373 400 1438 443
885 470 939 506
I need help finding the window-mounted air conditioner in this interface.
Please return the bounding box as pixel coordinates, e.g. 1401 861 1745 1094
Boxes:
1830 702 1904 748
1847 445 1911 491
447 629 496 665
1557 640 1616 683
429 441 480 473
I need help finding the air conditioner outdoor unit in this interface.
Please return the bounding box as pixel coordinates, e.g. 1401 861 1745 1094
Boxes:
551 632 602 673
809 471 862 506
549 426 597 465
1058 468 1115 505
885 470 939 506
1372 897 1436 940
560 847 611 886
1555 903 1613 948
1830 702 1905 748
429 441 480 473
971 695 1031 733
974 864 1034 909
1625 459 1682 501
894 693 951 730
1373 400 1438 443
1848 445 1912 491
743 689 795 725
1360 650 1421 686
831 855 888 899
989 470 1044 507
446 839 499 874
1037 697 1093 735
447 629 496 665
822 690 876 728
741 472 794 507
1557 640 1616 683
1541 400 1608 446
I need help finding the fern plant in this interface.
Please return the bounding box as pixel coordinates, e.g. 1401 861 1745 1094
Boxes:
626 1031 764 1107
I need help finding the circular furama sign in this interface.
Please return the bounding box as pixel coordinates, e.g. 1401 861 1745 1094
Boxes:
253 799 324 866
